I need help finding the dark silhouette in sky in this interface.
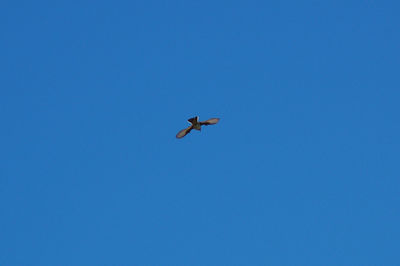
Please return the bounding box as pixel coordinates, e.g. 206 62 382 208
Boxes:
176 116 220 138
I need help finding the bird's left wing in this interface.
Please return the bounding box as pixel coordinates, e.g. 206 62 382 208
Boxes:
176 125 193 138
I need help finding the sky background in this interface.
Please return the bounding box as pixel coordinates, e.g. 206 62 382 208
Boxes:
1 0 400 265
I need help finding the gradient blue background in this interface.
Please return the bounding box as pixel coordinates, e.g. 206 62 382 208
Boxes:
1 0 399 265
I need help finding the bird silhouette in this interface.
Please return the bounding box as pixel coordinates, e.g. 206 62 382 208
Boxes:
176 116 220 138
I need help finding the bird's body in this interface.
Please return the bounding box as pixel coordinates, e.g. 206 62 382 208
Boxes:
176 116 220 138
193 123 202 130
188 117 202 130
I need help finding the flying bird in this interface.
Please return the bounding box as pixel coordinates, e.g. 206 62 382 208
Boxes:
176 116 220 138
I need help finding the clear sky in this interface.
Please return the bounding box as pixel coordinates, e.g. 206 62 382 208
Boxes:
1 0 399 265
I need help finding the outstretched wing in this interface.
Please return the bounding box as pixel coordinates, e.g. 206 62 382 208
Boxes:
176 125 193 138
200 118 220 126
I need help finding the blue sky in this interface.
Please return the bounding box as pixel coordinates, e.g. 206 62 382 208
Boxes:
1 0 399 265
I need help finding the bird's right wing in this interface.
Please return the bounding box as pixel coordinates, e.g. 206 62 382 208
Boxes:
200 118 220 126
176 125 193 138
